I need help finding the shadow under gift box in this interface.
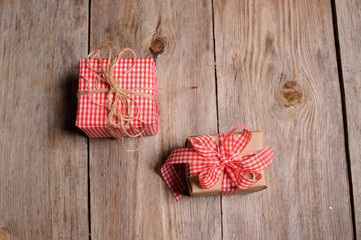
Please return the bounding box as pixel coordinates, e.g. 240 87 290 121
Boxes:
185 131 268 197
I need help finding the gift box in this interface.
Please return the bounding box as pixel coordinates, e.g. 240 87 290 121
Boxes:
185 131 268 196
161 126 273 201
75 56 159 138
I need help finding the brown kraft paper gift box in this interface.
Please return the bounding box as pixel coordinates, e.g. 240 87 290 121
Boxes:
186 131 268 197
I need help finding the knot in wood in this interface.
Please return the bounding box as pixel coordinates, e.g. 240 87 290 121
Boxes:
280 80 303 107
149 37 166 59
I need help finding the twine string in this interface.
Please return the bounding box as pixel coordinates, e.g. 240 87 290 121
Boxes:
77 40 199 152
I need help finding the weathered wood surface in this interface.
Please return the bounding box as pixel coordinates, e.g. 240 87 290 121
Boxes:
335 0 361 238
0 0 357 239
0 0 89 239
213 0 353 239
89 0 219 239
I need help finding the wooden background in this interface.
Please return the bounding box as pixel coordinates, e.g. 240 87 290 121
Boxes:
0 0 359 239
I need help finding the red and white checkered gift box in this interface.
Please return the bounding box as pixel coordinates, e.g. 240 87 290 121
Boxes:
75 57 159 138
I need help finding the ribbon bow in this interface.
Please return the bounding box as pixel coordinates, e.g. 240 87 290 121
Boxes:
161 126 273 201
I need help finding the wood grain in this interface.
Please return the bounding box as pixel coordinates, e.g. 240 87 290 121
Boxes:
0 0 89 239
89 1 219 239
213 0 353 239
335 0 361 238
0 230 9 240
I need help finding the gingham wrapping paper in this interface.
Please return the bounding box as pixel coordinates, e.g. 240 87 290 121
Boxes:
161 126 273 201
75 57 159 138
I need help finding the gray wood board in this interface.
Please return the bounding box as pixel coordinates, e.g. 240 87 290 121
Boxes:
89 1 220 239
0 0 89 239
213 0 353 239
335 0 361 238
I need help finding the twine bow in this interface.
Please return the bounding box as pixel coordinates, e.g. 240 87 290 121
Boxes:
161 126 273 201
78 40 198 151
78 40 160 148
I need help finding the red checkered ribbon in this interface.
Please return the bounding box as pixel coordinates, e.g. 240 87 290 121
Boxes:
161 126 273 201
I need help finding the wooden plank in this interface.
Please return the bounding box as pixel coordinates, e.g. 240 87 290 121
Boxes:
335 0 361 238
213 0 353 239
0 1 89 239
89 1 220 239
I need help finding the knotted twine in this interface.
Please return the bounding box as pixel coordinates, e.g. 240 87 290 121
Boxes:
77 40 198 152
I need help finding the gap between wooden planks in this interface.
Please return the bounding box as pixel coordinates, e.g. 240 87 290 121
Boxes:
334 0 361 238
